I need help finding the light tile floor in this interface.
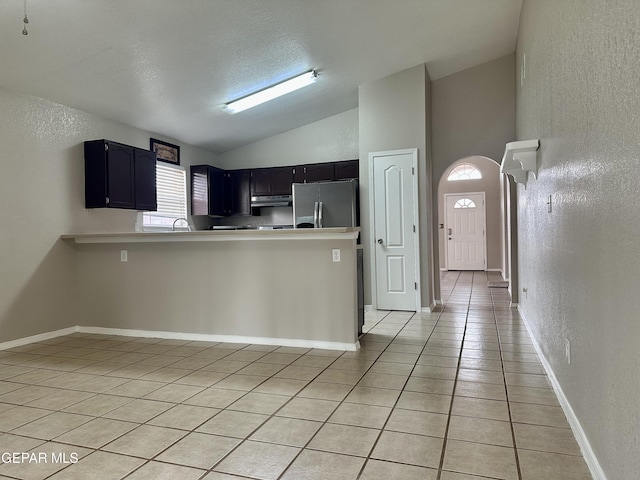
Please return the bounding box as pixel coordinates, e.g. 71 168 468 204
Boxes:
0 271 593 479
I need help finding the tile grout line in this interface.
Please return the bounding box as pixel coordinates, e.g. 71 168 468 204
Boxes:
491 283 523 480
274 310 398 479
352 307 444 479
436 270 473 480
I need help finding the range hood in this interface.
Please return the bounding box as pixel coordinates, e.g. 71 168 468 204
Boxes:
250 195 292 208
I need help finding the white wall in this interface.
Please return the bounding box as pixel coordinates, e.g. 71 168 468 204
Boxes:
216 109 359 169
359 64 433 308
516 1 640 478
0 86 216 343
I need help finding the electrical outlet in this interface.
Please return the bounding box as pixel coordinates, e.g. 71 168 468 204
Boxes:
120 250 128 262
565 338 571 365
332 249 341 262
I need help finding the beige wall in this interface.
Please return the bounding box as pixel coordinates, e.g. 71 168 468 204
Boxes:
0 86 216 343
359 64 433 308
73 238 357 346
431 54 515 299
516 1 640 478
216 109 359 169
437 157 502 271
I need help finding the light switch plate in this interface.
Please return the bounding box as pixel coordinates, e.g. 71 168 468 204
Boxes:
332 249 340 262
120 250 128 262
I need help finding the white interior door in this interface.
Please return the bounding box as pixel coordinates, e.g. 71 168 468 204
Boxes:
445 193 486 271
371 150 419 311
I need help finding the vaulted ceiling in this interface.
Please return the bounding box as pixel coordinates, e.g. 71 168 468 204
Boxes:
0 0 522 153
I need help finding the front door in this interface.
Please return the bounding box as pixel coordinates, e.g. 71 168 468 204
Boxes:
445 193 486 270
371 150 419 311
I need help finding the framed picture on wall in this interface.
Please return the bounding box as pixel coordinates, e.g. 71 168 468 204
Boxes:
150 138 180 165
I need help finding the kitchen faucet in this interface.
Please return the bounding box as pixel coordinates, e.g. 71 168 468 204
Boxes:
172 218 191 231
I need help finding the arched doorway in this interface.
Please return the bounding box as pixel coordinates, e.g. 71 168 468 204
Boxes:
436 156 511 290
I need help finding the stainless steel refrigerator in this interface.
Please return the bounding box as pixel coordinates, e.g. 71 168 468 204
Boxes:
292 179 358 228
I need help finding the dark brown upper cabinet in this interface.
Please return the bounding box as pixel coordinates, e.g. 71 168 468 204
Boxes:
250 168 272 196
334 160 359 180
250 167 294 196
270 166 295 195
227 169 252 216
300 163 335 183
191 165 226 216
84 139 157 210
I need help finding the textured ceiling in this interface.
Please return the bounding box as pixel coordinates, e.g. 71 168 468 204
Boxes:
0 0 522 153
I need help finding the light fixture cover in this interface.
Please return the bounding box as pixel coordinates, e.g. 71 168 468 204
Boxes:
223 70 318 114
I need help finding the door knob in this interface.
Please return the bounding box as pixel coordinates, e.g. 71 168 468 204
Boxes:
377 238 384 245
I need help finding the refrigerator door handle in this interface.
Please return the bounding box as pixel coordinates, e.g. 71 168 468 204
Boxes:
313 202 319 228
318 202 323 228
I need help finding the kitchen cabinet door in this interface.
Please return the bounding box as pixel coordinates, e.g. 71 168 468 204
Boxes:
84 140 156 210
251 169 272 196
208 166 226 216
304 163 335 183
228 169 251 216
292 165 305 184
190 165 226 216
334 160 359 180
271 166 294 195
134 148 157 211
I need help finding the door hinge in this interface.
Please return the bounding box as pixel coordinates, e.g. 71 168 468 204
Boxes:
413 225 416 233
104 143 109 151
414 282 417 290
106 196 110 205
412 167 415 175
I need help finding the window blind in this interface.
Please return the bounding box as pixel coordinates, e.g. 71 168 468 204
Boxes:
142 164 187 229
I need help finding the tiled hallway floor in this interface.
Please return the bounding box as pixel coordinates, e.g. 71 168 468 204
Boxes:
0 271 592 479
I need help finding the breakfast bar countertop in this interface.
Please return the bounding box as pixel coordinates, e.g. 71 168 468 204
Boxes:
61 227 360 244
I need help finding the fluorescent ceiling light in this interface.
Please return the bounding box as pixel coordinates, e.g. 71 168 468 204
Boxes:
223 70 318 114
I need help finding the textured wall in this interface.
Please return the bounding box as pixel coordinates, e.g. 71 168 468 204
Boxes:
516 1 640 478
0 86 216 343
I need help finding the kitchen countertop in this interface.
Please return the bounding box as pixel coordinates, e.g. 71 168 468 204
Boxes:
61 227 360 244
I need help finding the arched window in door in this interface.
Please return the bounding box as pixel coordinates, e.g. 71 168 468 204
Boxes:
447 164 482 181
454 198 477 209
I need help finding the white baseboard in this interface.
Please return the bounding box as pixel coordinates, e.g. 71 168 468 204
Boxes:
1 326 359 353
364 305 374 312
0 327 79 351
77 326 359 352
517 307 607 480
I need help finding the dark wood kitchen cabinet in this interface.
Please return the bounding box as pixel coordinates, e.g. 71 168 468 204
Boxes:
334 160 359 180
250 168 272 196
297 162 335 183
191 165 227 216
227 169 251 216
84 139 157 210
270 166 295 195
305 162 335 182
250 167 294 196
